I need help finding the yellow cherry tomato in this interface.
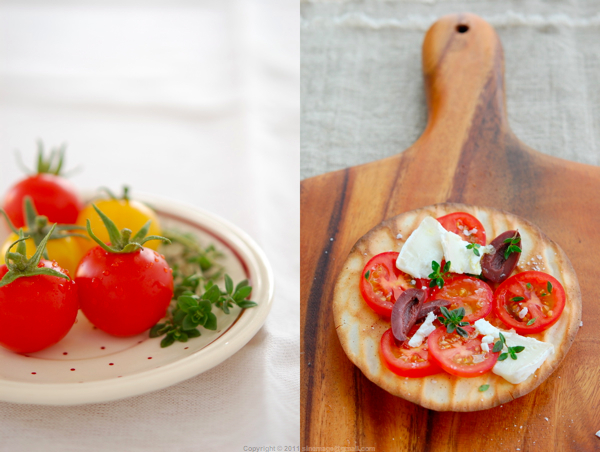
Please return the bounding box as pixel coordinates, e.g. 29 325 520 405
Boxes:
75 198 162 255
0 231 83 277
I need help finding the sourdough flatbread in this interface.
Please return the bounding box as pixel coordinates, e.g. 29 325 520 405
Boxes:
333 203 581 412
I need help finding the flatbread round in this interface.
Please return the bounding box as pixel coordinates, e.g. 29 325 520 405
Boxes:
333 203 581 412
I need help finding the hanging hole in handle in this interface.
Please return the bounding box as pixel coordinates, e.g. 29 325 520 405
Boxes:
456 24 469 33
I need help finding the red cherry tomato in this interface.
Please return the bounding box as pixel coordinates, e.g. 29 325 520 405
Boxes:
360 252 429 317
437 212 486 245
76 247 174 337
427 326 499 377
3 174 82 228
493 271 566 334
429 275 493 323
0 261 78 353
380 327 442 378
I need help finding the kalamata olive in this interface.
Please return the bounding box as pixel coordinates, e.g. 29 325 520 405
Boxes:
481 230 521 283
391 288 427 341
417 299 453 319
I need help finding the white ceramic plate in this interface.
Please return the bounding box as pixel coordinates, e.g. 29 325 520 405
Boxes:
0 193 274 405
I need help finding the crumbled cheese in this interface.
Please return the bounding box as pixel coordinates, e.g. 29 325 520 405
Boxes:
410 280 416 285
480 335 494 352
396 217 447 278
596 430 600 438
518 307 528 319
580 321 583 327
408 312 437 347
396 233 403 239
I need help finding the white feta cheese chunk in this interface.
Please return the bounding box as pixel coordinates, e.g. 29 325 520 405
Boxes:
596 430 600 438
518 307 528 319
492 334 555 384
440 231 481 274
396 217 446 278
407 312 437 348
481 342 490 353
475 319 554 384
474 319 502 338
440 232 494 275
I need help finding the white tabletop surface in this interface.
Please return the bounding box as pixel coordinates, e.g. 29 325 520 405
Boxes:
0 1 299 450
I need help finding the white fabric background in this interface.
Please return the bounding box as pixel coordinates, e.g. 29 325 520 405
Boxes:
301 0 600 179
0 1 299 450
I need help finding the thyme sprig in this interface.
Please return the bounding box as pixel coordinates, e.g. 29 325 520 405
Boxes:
438 306 469 338
466 243 481 256
149 229 257 348
492 332 525 361
503 234 522 260
429 260 451 289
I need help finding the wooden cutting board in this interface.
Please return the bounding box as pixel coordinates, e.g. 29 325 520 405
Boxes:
301 13 600 452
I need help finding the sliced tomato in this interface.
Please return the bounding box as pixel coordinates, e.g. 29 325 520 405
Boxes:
427 326 499 377
429 275 493 323
380 327 442 378
437 212 486 245
360 252 428 317
493 271 565 334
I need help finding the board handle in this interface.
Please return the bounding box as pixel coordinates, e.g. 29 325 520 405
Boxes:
421 14 508 133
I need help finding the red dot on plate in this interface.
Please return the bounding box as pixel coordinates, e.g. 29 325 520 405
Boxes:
184 347 189 350
70 368 75 371
63 352 68 355
109 363 114 366
31 372 36 375
100 346 105 350
147 357 152 360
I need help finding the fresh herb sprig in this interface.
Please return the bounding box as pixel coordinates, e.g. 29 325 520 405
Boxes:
492 332 525 361
150 276 255 347
438 306 469 338
466 243 481 256
429 260 451 289
149 230 257 348
503 235 522 260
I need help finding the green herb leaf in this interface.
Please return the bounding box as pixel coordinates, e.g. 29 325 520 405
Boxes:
466 243 481 256
526 283 532 290
547 281 553 293
498 353 508 361
428 260 451 290
492 340 504 353
510 296 525 302
225 274 234 295
527 318 537 326
149 323 166 338
364 270 370 280
160 335 175 348
478 384 490 392
185 328 201 338
182 314 199 331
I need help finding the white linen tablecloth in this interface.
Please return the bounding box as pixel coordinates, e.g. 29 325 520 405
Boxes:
302 0 600 179
0 1 299 450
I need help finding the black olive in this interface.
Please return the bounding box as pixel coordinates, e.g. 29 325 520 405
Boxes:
391 288 427 341
481 230 521 283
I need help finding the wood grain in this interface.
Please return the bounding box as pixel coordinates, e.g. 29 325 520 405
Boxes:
301 13 600 452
